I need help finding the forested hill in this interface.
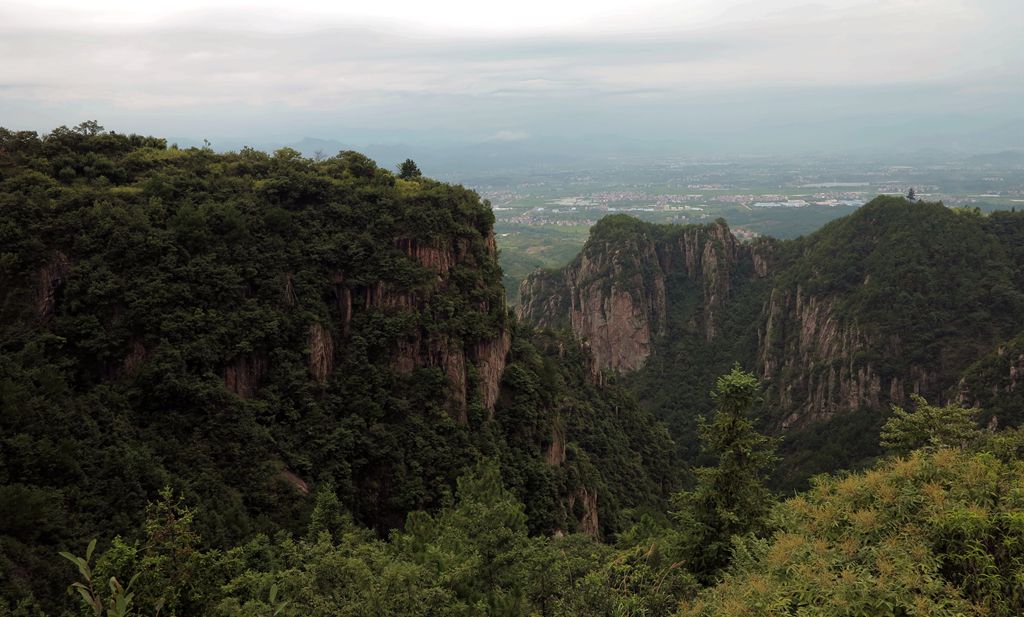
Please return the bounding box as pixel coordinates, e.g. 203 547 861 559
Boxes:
518 197 1024 482
0 125 676 610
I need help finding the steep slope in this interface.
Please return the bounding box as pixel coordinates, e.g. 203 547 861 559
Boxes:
762 199 1024 428
493 325 679 537
0 129 510 526
0 126 676 609
958 331 1024 428
518 198 1024 475
518 215 772 372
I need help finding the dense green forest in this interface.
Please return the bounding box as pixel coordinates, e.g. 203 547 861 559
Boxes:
21 372 1024 617
0 125 674 612
2 125 1024 615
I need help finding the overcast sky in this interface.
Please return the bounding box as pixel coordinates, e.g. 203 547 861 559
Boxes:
1 0 1022 156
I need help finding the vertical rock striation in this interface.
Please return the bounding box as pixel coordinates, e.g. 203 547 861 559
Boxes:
517 206 1012 432
518 217 753 372
302 234 510 418
34 251 71 323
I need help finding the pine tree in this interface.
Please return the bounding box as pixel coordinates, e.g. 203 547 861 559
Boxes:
398 158 422 179
670 366 777 583
308 481 348 540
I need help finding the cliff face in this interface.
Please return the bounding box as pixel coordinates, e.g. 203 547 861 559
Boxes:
518 217 757 372
518 201 1024 437
518 217 893 428
757 286 935 428
956 332 1024 427
518 236 661 372
495 329 679 539
1013 354 1024 393
0 129 681 608
214 234 510 419
34 251 71 323
353 234 510 420
0 128 527 541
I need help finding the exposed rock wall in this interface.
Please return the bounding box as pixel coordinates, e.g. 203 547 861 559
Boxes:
758 287 876 426
308 323 334 383
225 353 268 399
756 285 945 428
568 486 600 538
517 217 952 430
656 219 741 341
439 340 468 423
395 237 446 272
474 330 512 415
545 419 567 466
34 251 70 322
1010 353 1024 392
121 339 148 376
956 335 1024 416
569 285 659 373
283 273 298 306
330 273 351 335
518 219 750 371
302 236 510 418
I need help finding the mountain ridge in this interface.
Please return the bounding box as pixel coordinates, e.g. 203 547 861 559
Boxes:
518 197 1024 477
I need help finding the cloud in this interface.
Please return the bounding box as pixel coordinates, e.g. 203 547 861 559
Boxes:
0 0 1020 152
489 130 529 141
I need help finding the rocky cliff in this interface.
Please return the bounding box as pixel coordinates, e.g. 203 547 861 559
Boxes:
350 234 510 421
0 128 681 608
518 199 1024 440
493 328 679 539
0 129 528 546
757 285 937 428
518 216 765 372
75 214 512 420
957 332 1024 427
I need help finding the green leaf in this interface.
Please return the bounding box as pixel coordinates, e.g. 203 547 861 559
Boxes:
60 551 91 581
73 586 93 605
58 551 82 567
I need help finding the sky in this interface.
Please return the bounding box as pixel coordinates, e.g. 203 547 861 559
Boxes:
1 0 1022 161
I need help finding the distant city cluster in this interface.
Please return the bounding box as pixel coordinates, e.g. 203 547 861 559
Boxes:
474 155 1024 230
487 189 869 227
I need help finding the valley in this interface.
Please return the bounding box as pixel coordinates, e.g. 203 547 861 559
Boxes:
484 154 1024 302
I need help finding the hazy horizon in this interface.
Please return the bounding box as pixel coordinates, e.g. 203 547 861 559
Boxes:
3 0 1023 164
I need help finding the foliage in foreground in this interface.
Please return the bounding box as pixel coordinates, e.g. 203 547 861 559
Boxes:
669 366 777 584
31 364 766 617
684 437 1024 616
881 394 981 454
48 429 1024 617
45 460 690 617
